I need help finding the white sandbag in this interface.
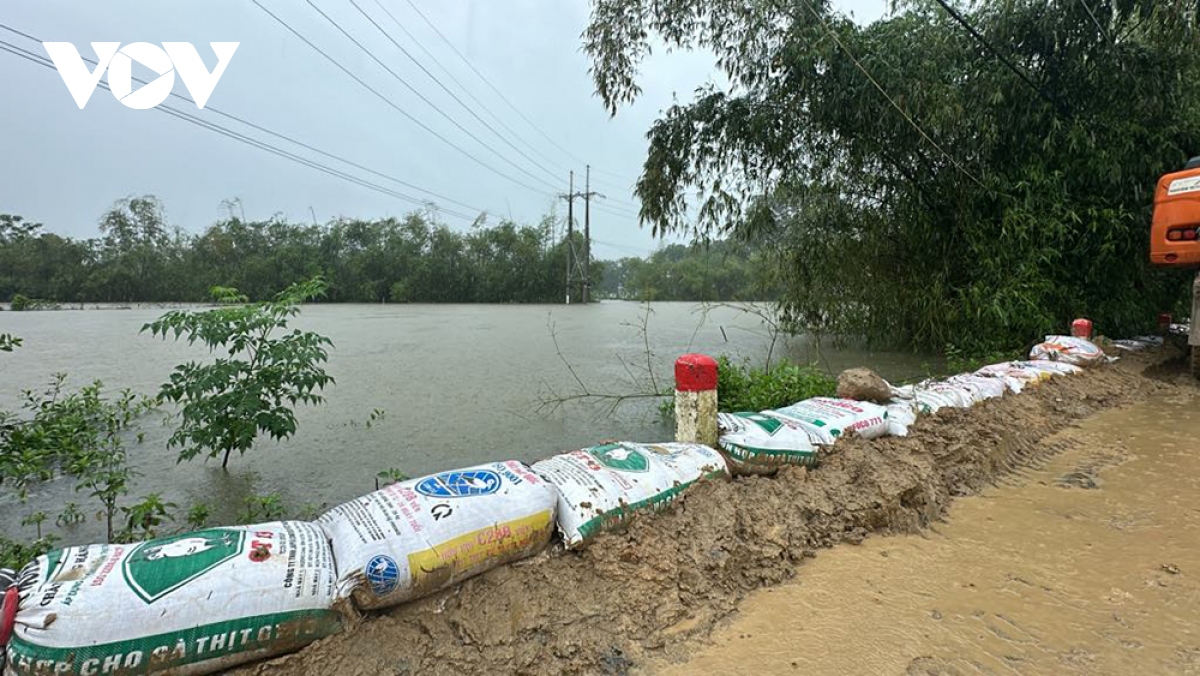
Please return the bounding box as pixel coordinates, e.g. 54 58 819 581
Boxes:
1133 335 1166 346
4 522 341 676
1112 339 1151 352
946 374 1007 400
913 388 961 414
317 461 556 610
767 397 903 444
884 398 918 431
922 381 981 408
532 442 728 548
1029 335 1105 367
717 412 820 473
974 362 1051 393
1013 360 1085 376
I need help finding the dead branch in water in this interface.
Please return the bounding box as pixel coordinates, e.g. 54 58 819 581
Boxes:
537 304 672 418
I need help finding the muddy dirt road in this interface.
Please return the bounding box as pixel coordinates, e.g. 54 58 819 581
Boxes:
656 390 1200 675
241 351 1197 676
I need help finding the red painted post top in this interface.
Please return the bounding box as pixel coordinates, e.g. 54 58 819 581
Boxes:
1158 313 1173 331
0 586 18 647
1070 318 1093 339
675 353 718 391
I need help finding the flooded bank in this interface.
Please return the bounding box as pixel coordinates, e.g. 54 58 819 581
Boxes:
656 390 1200 675
234 348 1193 676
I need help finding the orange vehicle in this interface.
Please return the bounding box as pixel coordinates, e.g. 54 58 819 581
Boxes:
1150 158 1200 376
1152 158 1200 267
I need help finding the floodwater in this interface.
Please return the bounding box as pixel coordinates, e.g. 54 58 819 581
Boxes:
0 302 931 542
657 391 1200 675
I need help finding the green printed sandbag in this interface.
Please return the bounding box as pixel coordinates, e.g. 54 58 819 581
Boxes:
2 522 341 676
532 442 729 548
717 412 819 474
767 397 905 445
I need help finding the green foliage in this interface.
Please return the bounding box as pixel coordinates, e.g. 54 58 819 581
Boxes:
119 493 177 542
375 467 409 489
0 367 153 564
0 535 56 571
596 240 778 301
20 511 47 539
715 355 836 413
10 294 29 311
55 502 85 529
144 278 335 469
0 204 612 304
586 0 1199 353
0 333 20 352
0 374 149 501
241 492 286 523
185 502 212 530
944 344 1023 375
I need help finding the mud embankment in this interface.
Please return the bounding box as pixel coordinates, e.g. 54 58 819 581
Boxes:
238 351 1191 676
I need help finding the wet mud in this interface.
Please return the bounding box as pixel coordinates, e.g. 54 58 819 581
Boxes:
236 350 1195 676
656 386 1200 675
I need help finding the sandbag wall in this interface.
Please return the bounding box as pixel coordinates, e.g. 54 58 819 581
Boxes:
0 334 1143 675
713 334 1128 474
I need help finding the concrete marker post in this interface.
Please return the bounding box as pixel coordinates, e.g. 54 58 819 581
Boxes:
675 354 718 447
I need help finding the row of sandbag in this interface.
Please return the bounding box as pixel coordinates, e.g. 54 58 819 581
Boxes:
3 446 728 676
714 336 1108 475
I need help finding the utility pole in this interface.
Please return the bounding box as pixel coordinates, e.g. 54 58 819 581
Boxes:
558 169 603 304
583 165 592 304
559 171 576 304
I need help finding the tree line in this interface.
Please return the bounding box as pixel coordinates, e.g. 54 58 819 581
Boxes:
597 239 778 301
0 196 772 305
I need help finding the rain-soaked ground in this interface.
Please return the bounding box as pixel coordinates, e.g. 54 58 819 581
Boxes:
656 390 1200 675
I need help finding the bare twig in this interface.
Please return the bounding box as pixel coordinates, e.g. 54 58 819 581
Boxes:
537 309 671 417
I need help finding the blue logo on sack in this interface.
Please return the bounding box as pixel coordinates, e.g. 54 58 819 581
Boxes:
415 469 501 498
365 555 399 596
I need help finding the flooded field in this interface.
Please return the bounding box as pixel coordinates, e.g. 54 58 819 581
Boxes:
657 390 1200 675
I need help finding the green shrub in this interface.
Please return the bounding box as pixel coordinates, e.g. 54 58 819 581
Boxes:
716 355 836 413
10 293 29 311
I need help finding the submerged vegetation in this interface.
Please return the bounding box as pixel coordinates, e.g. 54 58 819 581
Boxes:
0 278 338 570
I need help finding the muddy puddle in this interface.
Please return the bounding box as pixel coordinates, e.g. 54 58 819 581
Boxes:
656 391 1200 675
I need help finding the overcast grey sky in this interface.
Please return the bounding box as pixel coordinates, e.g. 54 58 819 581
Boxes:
0 0 886 259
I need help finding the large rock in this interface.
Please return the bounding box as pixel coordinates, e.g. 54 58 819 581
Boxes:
836 367 891 404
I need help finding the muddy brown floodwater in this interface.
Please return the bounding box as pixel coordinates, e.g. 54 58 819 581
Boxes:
658 390 1200 675
238 349 1198 676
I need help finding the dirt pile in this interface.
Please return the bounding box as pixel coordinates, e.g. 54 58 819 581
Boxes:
237 351 1186 676
835 367 892 403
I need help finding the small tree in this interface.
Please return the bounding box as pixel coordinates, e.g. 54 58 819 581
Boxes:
144 277 334 469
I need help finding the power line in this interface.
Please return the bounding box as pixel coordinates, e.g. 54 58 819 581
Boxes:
378 0 643 207
796 0 996 195
363 0 646 209
250 0 555 199
298 0 561 195
368 0 571 180
930 0 1065 114
349 0 564 185
1078 0 1113 44
0 39 483 223
400 0 638 185
0 23 491 219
